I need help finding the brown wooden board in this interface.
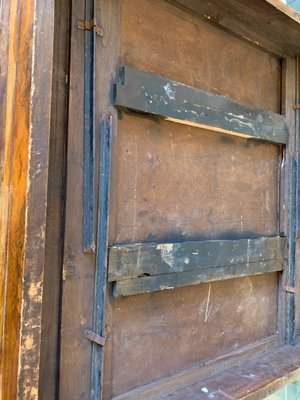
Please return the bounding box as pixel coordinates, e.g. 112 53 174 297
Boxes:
115 67 288 144
39 0 70 398
0 0 55 398
0 0 14 391
120 0 281 113
167 0 300 57
109 274 278 397
114 113 279 245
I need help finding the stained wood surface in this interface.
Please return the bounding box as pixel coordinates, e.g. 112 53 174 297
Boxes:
0 0 14 393
120 0 280 113
115 67 288 144
16 0 55 398
0 0 55 398
168 0 300 57
115 113 279 245
110 274 278 396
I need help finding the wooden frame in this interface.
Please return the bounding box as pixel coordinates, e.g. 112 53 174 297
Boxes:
58 1 300 400
0 0 56 398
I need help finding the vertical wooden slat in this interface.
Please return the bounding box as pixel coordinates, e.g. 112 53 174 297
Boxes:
39 0 71 398
91 114 112 399
83 0 97 252
17 0 55 397
0 1 19 396
59 0 120 398
0 0 55 398
282 55 297 345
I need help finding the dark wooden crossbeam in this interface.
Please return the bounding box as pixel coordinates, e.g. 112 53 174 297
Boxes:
108 237 287 297
115 66 288 144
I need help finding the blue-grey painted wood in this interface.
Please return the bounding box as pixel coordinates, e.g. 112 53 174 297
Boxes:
109 237 286 282
90 114 112 399
83 0 96 253
113 259 283 297
108 237 287 297
115 66 288 144
282 55 297 345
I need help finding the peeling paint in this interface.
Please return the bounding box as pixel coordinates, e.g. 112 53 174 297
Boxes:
157 243 174 268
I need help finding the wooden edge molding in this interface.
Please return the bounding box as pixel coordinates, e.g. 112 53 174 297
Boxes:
111 335 283 400
114 66 288 144
108 237 287 297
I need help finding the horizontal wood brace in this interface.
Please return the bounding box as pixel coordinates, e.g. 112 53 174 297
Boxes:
114 66 288 144
108 237 287 297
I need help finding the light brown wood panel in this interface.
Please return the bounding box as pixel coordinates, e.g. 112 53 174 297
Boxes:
120 0 281 113
110 273 278 396
114 113 279 244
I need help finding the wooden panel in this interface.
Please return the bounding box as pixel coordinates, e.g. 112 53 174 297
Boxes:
151 342 300 400
120 0 281 112
168 0 300 57
111 335 282 400
115 67 287 144
114 113 279 244
109 237 286 281
110 274 278 396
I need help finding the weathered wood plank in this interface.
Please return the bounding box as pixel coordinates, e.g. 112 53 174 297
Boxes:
113 259 283 297
115 66 288 144
109 237 286 282
167 0 300 57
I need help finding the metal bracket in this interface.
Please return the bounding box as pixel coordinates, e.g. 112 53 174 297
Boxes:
83 329 105 346
283 285 296 294
77 18 104 37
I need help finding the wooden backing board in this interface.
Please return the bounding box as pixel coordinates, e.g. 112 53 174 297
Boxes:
120 0 281 113
115 67 288 144
114 113 279 245
167 0 300 57
109 274 278 396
